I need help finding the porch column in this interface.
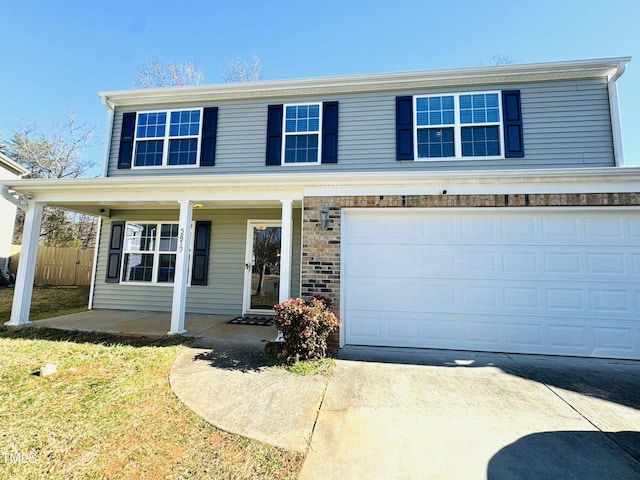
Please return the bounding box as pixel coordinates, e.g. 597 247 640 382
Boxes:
6 202 44 326
169 200 193 335
279 199 293 302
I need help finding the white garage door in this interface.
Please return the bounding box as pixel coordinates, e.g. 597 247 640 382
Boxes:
342 208 640 359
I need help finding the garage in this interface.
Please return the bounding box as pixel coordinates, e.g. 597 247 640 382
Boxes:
341 208 640 359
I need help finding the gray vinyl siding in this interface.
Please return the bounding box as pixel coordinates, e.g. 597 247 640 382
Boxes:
91 208 302 314
106 78 614 177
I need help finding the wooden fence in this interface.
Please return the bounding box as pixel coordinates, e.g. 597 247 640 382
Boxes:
8 245 94 286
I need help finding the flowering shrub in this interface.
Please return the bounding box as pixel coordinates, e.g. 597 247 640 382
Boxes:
273 296 340 364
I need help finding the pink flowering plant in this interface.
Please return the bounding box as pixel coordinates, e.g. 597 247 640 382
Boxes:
273 296 340 364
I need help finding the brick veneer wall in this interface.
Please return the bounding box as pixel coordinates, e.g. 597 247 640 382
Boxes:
302 193 640 349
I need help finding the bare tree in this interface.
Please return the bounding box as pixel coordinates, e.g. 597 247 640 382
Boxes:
1 112 99 248
221 54 263 83
135 58 205 88
477 54 518 66
6 111 95 179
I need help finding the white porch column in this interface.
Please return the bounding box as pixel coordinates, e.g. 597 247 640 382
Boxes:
279 199 293 302
168 200 193 335
6 202 44 326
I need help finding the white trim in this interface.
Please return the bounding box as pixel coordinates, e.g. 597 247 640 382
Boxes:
99 57 630 108
279 200 293 302
608 62 627 167
6 202 43 326
169 200 193 334
4 168 640 212
88 216 102 309
131 108 203 169
100 97 114 177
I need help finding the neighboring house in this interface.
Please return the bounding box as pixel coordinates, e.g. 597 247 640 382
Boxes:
3 57 640 359
0 152 28 271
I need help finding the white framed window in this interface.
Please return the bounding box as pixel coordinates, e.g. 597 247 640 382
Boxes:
414 92 503 160
121 222 193 284
282 103 322 164
133 109 203 168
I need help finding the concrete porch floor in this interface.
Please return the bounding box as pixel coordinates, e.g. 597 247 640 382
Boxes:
31 309 278 343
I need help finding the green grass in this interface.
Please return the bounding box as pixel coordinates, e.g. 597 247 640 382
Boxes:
0 285 91 322
284 358 336 377
0 327 303 479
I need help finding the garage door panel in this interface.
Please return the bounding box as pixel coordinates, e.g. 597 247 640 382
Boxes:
343 208 640 359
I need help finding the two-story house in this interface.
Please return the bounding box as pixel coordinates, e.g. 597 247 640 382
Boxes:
4 57 640 359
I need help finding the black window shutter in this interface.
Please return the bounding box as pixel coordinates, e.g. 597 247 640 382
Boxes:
266 104 283 166
200 107 218 167
118 112 136 169
105 221 125 283
191 221 211 286
321 101 339 164
396 96 414 161
502 90 524 158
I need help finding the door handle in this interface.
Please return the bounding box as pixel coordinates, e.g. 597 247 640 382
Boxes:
245 263 251 270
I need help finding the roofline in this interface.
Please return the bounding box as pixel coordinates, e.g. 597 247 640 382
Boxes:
99 57 631 107
0 152 28 176
5 167 640 194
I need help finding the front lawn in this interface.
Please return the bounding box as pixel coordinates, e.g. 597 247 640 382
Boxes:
0 327 303 479
0 285 91 322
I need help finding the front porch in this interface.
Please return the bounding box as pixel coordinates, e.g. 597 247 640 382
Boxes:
31 309 278 343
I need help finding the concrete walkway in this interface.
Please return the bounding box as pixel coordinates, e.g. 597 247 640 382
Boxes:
171 342 640 479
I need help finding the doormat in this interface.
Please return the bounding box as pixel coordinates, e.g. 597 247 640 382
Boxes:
227 315 275 327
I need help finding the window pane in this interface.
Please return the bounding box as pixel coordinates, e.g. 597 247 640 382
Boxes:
134 140 164 166
460 94 500 125
284 134 319 163
417 127 454 158
461 126 500 157
122 253 154 282
124 223 156 252
136 112 166 138
157 254 176 283
416 95 454 126
169 110 200 137
168 139 197 165
159 223 179 251
284 104 320 133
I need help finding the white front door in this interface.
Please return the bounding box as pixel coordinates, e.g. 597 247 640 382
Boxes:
243 221 282 315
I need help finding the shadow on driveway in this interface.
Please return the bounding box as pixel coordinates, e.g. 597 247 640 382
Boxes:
488 431 640 480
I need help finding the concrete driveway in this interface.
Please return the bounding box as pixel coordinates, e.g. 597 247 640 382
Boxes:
300 347 640 480
171 342 640 479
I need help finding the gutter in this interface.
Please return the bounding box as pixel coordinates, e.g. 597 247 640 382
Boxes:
608 60 629 167
0 185 27 210
99 96 115 178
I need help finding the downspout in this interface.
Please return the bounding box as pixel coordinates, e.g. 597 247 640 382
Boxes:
608 60 628 167
0 185 28 210
100 95 115 178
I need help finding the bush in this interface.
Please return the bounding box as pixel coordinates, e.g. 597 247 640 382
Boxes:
273 296 340 364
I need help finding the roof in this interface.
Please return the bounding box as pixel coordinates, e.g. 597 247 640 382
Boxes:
0 152 28 177
99 57 630 108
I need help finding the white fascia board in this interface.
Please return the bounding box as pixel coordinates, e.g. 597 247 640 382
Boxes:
4 167 640 204
0 152 28 177
99 57 631 107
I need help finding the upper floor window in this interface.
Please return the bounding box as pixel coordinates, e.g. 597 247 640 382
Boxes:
134 109 202 167
396 90 523 161
265 102 339 166
283 103 322 164
415 92 502 159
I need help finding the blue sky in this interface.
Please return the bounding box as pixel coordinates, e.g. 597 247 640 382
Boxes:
0 0 638 169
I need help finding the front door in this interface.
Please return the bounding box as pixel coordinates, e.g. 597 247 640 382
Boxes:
243 221 282 315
